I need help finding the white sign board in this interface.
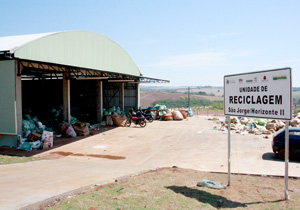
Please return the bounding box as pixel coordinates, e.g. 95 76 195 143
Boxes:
224 68 292 120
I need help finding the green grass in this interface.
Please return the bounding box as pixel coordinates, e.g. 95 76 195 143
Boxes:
47 167 300 210
0 154 44 165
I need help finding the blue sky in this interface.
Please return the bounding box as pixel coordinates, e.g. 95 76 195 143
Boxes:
1 0 299 86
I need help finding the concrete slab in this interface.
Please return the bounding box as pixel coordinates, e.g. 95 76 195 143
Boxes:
0 116 299 209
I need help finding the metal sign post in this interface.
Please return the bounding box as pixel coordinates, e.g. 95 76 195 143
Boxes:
224 68 292 199
285 120 289 200
228 116 231 186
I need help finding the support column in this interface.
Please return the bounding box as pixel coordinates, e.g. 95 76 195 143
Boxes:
15 60 22 136
119 82 124 111
96 80 103 123
136 83 140 109
63 73 71 123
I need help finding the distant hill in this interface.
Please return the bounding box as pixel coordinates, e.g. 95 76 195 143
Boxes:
141 85 223 97
140 90 223 108
140 85 300 107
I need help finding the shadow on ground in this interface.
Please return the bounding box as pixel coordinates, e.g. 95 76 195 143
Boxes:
0 126 117 157
262 152 300 163
165 186 284 209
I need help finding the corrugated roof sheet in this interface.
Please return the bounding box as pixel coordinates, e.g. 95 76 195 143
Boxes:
0 32 54 52
0 31 141 76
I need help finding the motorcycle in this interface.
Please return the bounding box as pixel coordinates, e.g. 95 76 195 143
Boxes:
136 108 154 123
141 111 154 123
126 112 146 127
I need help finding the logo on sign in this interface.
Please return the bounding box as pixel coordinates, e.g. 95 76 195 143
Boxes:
273 76 287 80
226 79 235 84
262 75 268 82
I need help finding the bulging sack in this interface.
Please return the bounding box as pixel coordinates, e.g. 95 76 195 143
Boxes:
173 110 183 120
178 109 188 119
161 113 173 121
112 113 127 126
73 121 90 136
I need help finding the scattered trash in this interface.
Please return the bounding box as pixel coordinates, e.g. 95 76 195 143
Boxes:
106 115 114 126
65 126 77 138
117 188 124 192
210 115 299 137
152 167 160 171
208 117 219 121
187 107 194 117
41 130 54 148
70 116 77 125
197 131 203 134
29 140 42 149
263 135 269 139
19 142 32 151
73 121 90 136
27 130 42 141
197 179 227 189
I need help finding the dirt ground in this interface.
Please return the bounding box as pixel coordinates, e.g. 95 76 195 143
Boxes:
46 167 300 210
1 116 300 209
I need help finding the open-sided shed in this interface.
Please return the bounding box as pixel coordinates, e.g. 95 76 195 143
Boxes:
0 31 168 146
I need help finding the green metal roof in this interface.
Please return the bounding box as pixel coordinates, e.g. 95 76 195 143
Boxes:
10 31 141 76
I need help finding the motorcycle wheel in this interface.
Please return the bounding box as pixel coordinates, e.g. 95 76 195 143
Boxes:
139 120 146 127
148 117 153 123
126 120 131 127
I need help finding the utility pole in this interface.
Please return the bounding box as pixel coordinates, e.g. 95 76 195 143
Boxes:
188 87 190 107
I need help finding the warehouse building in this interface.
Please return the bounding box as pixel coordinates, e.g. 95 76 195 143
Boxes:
0 31 168 146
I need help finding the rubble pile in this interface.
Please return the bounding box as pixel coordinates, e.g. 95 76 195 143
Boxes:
209 113 300 136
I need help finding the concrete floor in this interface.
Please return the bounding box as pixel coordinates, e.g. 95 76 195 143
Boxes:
0 116 299 209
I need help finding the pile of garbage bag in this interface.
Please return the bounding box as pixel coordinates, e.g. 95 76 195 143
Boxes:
153 104 167 110
159 108 192 121
103 106 126 116
18 130 54 151
102 106 127 127
20 109 91 150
